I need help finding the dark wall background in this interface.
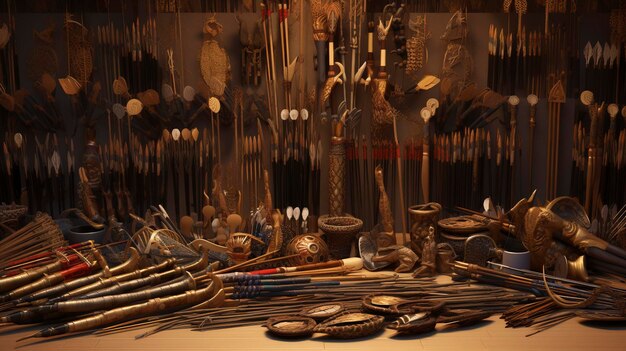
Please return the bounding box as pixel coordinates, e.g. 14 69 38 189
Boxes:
0 8 615 231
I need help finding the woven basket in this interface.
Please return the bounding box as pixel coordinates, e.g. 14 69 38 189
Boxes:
318 215 363 259
0 204 28 229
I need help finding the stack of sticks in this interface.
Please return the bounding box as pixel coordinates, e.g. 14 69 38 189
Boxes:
95 276 533 338
271 111 318 216
243 134 262 209
100 124 216 226
346 136 372 229
197 0 257 13
0 133 76 216
582 41 620 104
431 128 515 211
571 112 626 216
96 17 160 103
0 213 66 267
0 240 124 277
2 121 219 229
453 261 626 336
345 138 399 230
158 128 214 225
0 1 18 98
403 138 424 215
345 136 427 232
488 19 578 98
488 25 544 96
122 17 160 93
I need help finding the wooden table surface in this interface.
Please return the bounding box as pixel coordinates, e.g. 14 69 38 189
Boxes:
1 275 625 351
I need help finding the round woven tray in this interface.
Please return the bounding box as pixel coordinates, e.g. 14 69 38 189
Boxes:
438 216 488 234
300 303 346 321
265 316 317 338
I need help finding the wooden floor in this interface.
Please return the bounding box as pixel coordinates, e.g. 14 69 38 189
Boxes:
1 275 625 351
2 313 625 351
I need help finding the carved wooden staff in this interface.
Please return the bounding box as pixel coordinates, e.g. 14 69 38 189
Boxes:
348 0 365 110
393 116 407 242
420 108 432 203
526 94 538 193
508 96 519 207
583 92 605 217
278 2 297 110
604 104 619 207
311 0 328 85
261 2 279 123
546 80 565 200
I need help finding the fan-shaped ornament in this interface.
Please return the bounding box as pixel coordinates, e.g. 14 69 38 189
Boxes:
65 16 93 88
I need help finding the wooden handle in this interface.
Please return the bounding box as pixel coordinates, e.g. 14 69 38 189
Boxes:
421 145 430 203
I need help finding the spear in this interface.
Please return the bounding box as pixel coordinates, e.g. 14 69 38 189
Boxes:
420 107 432 203
392 116 407 243
311 0 328 85
508 96 519 206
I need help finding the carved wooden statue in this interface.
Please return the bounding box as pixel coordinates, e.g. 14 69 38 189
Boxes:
413 226 437 277
372 245 418 273
375 165 396 248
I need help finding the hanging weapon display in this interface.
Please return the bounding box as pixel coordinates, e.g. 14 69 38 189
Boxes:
2 0 626 346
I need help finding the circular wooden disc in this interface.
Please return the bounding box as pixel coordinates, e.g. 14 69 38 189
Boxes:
438 216 487 234
208 97 221 113
300 303 345 320
420 107 432 122
13 133 23 148
113 77 128 95
183 85 196 102
508 95 520 106
608 103 619 117
162 83 174 102
141 89 160 106
112 103 126 119
162 129 171 141
289 109 299 120
426 98 439 110
126 98 143 116
181 128 191 141
300 108 309 120
580 90 593 106
527 94 538 106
